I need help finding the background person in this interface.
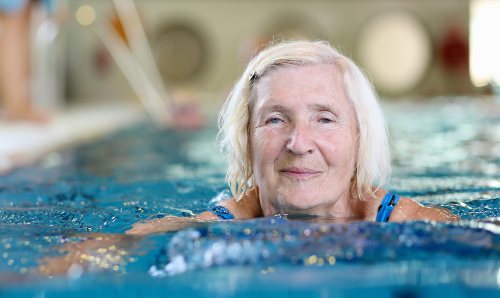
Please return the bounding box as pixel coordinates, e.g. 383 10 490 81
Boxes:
0 0 53 122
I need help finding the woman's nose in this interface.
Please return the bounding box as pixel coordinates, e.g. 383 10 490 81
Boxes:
286 123 314 155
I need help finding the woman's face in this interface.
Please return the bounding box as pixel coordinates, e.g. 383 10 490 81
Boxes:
250 64 358 216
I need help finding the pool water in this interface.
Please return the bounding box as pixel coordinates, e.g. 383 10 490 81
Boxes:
0 98 499 297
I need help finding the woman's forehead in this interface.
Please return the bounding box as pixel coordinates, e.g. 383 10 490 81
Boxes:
252 64 348 111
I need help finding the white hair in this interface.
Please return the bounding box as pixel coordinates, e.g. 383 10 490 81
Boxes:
218 40 391 200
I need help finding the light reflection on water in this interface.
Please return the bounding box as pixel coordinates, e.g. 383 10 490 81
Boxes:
0 98 499 294
387 98 500 177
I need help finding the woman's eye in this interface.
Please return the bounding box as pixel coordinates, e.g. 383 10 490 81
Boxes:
319 117 334 124
317 112 337 124
266 117 283 124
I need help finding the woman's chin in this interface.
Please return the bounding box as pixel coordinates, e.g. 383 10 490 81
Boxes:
277 196 323 214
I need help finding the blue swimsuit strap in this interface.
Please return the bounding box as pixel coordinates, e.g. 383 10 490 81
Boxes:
375 192 400 222
209 205 235 220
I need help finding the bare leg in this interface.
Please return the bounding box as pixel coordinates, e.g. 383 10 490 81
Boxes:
0 4 47 122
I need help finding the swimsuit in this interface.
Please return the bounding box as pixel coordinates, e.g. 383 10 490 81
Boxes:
209 191 401 222
209 205 235 220
375 192 400 222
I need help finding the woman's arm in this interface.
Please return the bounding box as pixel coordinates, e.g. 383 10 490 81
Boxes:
389 197 460 222
39 189 262 275
126 187 263 235
39 233 137 276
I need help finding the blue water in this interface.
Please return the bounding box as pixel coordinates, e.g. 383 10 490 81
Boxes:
0 98 499 297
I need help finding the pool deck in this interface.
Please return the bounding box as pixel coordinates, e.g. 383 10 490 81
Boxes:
0 102 145 174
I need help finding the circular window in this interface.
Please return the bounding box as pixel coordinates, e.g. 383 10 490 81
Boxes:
355 11 432 96
152 23 207 83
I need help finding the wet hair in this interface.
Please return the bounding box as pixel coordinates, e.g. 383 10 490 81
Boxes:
218 40 390 200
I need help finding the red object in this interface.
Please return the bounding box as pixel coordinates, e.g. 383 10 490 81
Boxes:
439 26 469 72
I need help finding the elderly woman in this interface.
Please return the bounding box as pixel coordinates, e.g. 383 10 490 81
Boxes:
40 41 457 274
128 40 456 235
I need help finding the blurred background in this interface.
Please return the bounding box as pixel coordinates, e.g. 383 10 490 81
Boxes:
0 0 499 171
61 0 496 104
3 0 500 115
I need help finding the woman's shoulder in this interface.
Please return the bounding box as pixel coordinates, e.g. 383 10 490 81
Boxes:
390 196 459 221
211 187 263 220
364 189 458 222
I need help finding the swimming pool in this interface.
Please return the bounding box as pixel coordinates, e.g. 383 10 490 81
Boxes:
1 97 499 297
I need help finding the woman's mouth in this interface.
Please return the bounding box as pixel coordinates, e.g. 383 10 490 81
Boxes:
279 167 322 179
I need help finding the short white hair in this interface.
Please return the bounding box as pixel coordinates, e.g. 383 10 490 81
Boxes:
218 40 390 200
